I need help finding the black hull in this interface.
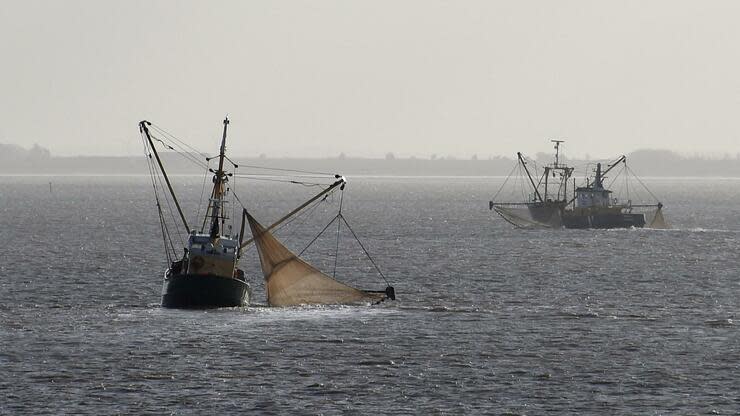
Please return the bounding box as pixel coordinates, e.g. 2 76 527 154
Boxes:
162 272 251 308
562 213 645 229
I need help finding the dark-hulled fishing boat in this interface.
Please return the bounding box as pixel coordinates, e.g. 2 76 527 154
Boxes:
140 117 395 308
140 118 250 308
489 141 667 229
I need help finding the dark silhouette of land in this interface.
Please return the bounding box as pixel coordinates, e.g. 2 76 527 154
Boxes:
2 143 740 177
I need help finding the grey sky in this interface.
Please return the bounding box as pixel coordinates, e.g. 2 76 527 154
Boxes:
2 0 739 159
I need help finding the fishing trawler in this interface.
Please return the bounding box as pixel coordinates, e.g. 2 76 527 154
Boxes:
140 117 395 308
140 118 250 308
489 140 667 229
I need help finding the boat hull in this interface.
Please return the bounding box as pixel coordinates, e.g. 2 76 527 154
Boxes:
562 213 645 229
161 272 251 308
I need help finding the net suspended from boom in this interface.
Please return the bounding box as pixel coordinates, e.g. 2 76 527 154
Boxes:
645 205 669 229
246 211 392 307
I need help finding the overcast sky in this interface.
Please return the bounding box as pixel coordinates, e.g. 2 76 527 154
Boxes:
1 0 739 159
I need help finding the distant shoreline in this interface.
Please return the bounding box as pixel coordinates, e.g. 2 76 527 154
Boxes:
5 173 740 180
2 146 740 177
2 156 740 177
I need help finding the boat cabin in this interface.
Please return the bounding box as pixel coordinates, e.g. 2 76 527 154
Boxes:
186 232 238 277
575 186 612 208
575 162 615 209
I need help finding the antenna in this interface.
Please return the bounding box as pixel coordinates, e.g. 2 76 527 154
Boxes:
551 140 564 167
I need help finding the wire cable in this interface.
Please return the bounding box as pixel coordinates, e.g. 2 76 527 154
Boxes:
339 214 390 286
232 163 336 176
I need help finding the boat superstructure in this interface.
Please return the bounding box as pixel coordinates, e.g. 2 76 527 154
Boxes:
560 157 648 228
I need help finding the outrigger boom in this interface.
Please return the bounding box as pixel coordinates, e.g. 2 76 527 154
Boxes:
140 120 191 233
238 176 346 256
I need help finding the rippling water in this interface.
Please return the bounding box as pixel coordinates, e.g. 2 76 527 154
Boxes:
1 176 739 414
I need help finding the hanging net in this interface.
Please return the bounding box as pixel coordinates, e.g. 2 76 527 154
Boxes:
645 206 670 229
246 212 388 306
493 205 562 229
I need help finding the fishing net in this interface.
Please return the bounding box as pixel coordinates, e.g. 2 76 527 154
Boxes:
493 206 561 229
246 212 387 306
645 207 670 229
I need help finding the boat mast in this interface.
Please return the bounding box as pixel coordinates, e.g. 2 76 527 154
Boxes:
209 117 230 239
139 120 191 233
595 163 603 188
518 152 543 203
552 140 564 168
551 140 565 200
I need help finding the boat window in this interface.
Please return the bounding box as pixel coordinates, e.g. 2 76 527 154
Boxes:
191 243 202 250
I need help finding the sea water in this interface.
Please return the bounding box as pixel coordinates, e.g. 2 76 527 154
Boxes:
1 176 738 414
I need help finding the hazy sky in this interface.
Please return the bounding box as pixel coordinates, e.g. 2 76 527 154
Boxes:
2 0 740 159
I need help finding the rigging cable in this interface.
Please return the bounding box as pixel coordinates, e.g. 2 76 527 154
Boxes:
332 190 344 277
148 128 209 170
152 158 186 249
232 163 336 177
490 161 519 202
274 194 330 238
518 163 528 202
246 185 341 256
194 160 211 230
231 175 330 186
141 130 178 262
148 131 208 170
149 123 210 165
159 175 185 250
338 213 391 286
230 185 337 253
142 132 171 260
625 162 630 201
201 187 215 234
605 164 624 190
626 165 660 202
297 215 340 257
233 172 336 179
149 122 207 156
231 164 237 237
157 201 176 264
295 188 392 285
